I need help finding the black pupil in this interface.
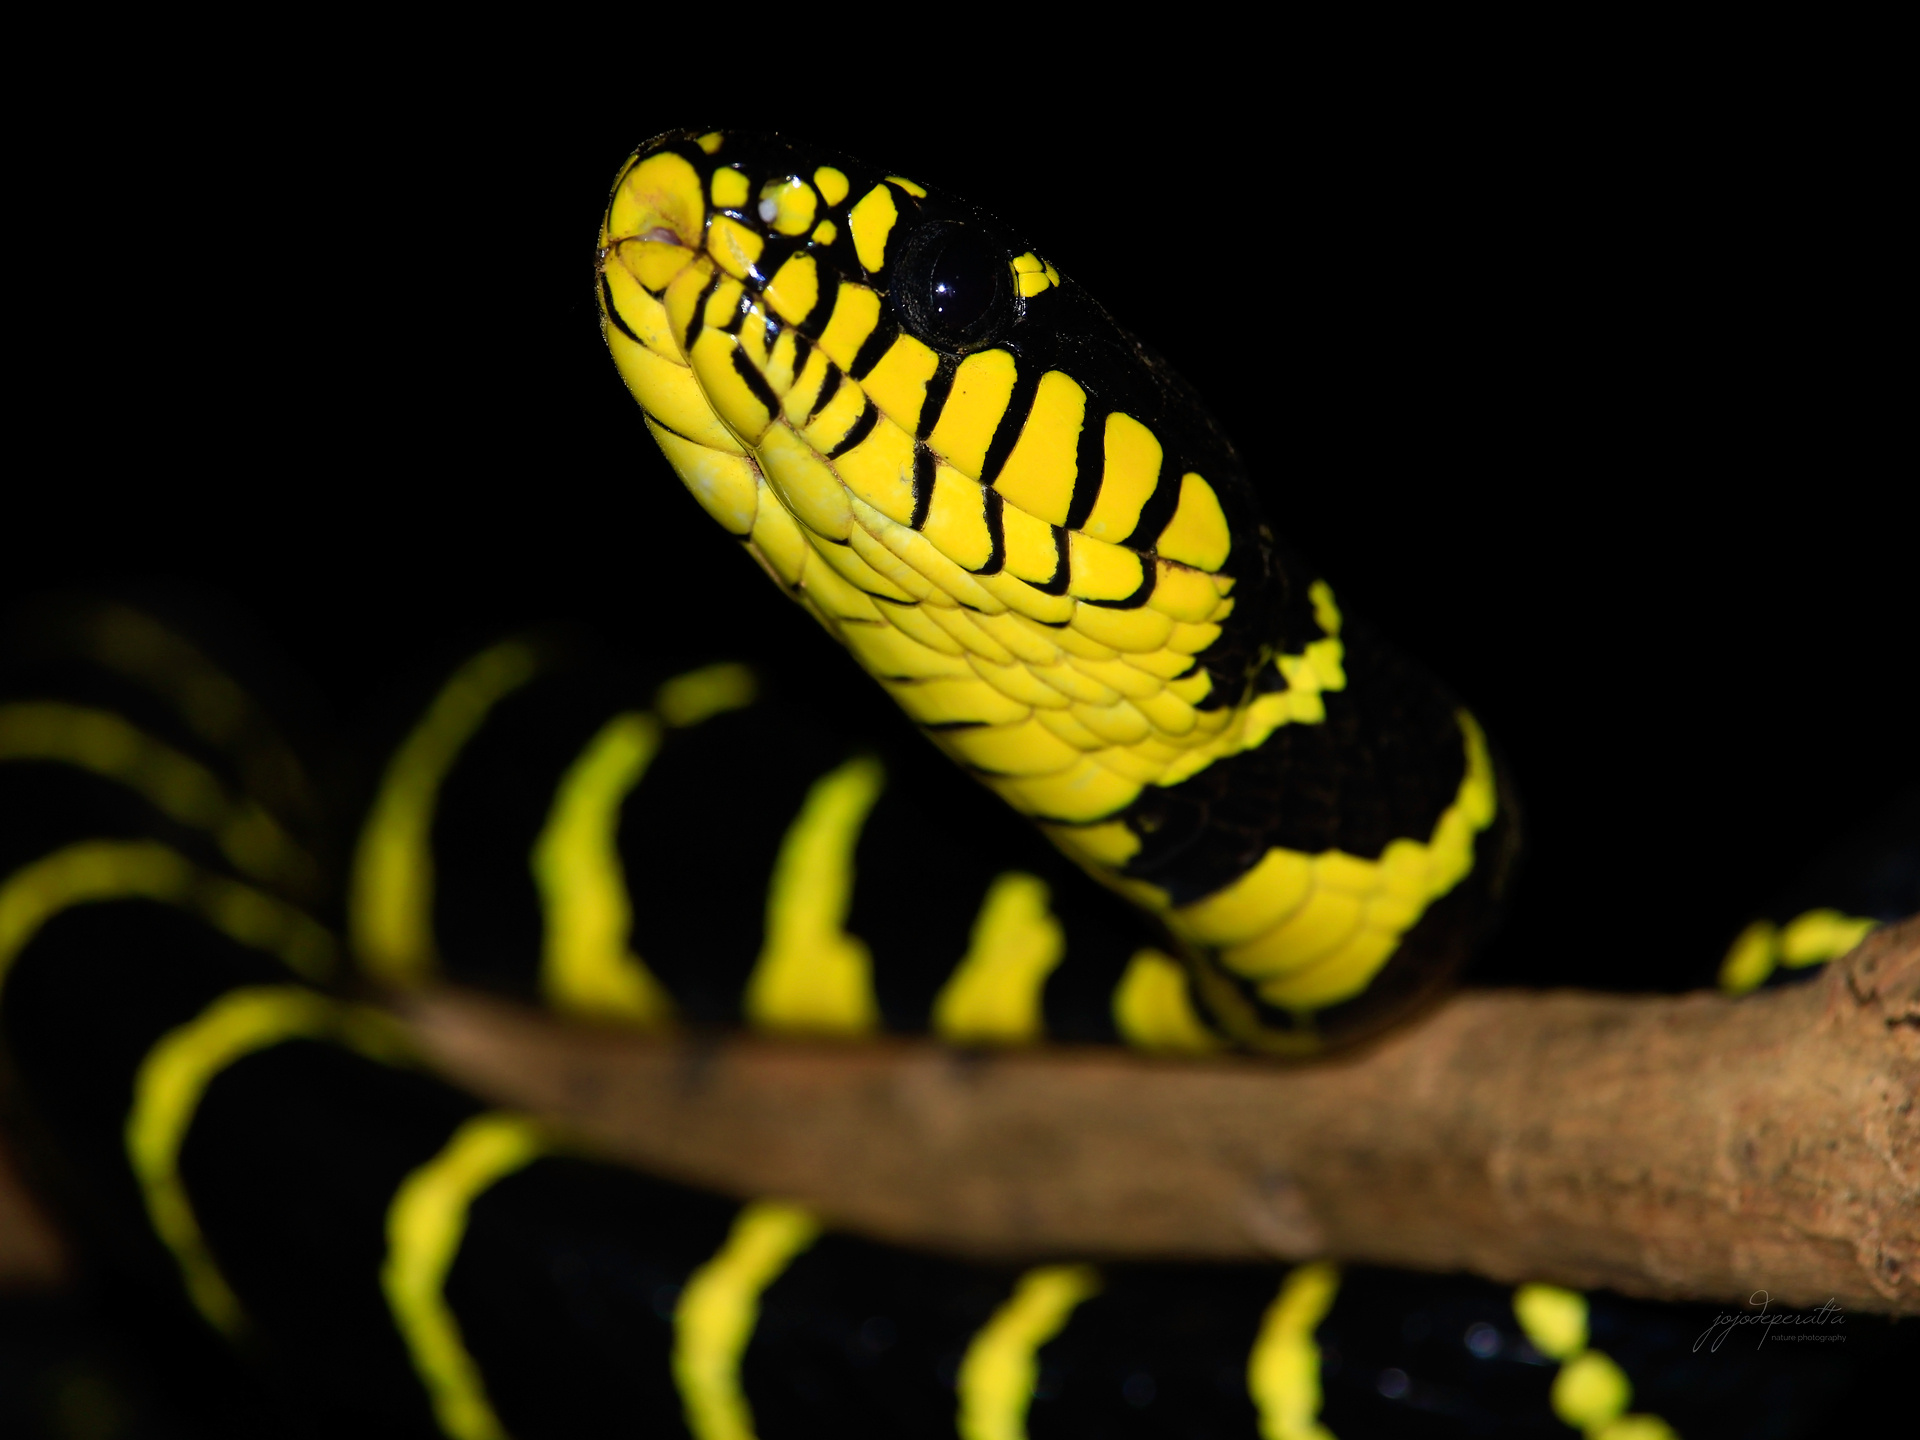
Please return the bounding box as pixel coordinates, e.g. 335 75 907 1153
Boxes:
925 229 1000 336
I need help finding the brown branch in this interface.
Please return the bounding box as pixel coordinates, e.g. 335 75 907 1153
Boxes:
0 1127 68 1289
402 916 1920 1315
2 921 1912 1312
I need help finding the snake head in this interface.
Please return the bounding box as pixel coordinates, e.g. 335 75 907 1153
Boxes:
596 126 1278 682
592 124 1307 829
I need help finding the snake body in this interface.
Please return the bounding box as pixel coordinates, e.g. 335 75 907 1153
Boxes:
0 608 1355 1438
0 132 1908 1438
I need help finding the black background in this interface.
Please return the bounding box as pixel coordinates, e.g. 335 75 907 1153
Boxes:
12 49 1913 996
3 35 1913 1440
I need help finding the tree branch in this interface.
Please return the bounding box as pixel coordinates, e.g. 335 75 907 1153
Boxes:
402 916 1920 1315
3 922 1913 1312
0 1129 67 1289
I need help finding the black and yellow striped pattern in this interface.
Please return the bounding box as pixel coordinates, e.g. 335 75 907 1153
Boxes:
598 129 1517 1051
0 611 1340 1437
344 637 1213 1053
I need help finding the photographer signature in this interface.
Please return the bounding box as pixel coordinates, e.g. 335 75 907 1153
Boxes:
1694 1293 1846 1351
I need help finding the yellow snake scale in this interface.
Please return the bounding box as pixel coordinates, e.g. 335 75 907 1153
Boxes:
3 126 1897 1439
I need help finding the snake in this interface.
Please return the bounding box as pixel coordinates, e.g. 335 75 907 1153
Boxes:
594 127 1518 1058
0 128 1909 1438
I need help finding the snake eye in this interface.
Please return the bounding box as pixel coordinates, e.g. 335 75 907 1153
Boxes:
897 222 1016 350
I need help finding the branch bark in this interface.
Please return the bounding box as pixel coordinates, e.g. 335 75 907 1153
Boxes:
0 1134 67 1288
3 921 1913 1311
403 916 1920 1315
